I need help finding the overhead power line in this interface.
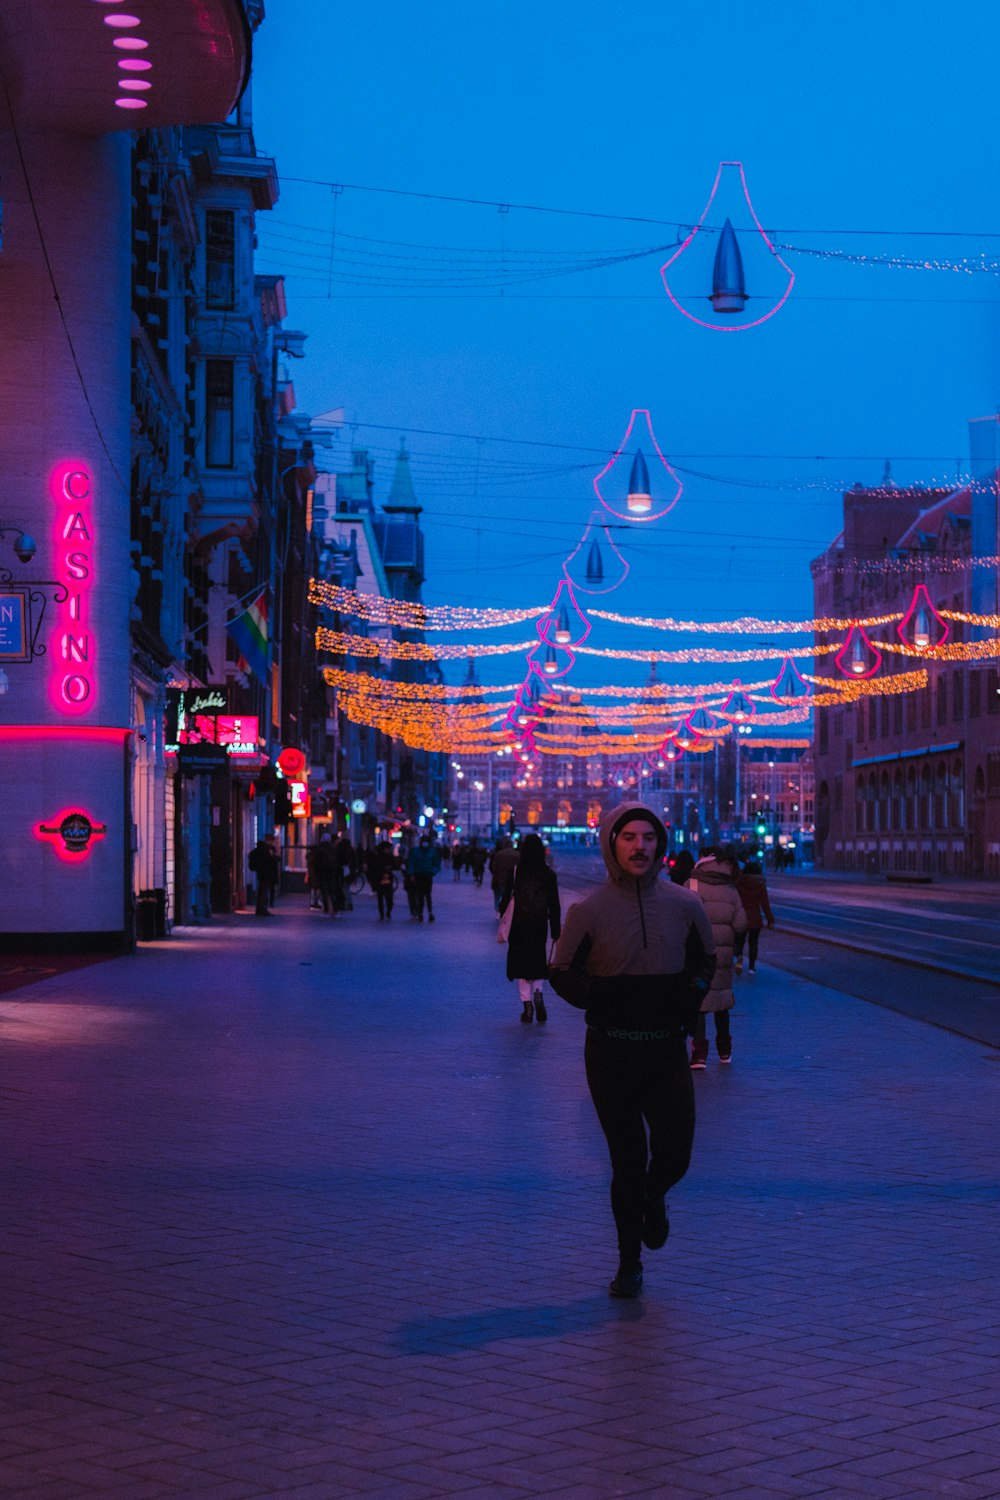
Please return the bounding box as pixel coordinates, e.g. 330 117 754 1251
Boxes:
279 174 1000 240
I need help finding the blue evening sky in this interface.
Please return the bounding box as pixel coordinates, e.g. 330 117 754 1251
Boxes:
252 1 1000 688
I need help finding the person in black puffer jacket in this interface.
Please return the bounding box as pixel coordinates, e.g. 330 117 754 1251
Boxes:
549 802 716 1300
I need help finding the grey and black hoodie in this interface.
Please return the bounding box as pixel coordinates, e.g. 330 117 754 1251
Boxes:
549 802 716 1040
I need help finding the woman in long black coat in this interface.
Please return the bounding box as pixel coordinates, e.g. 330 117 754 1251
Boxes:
499 833 561 1025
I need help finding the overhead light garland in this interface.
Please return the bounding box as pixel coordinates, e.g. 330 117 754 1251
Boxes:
311 581 1000 639
309 580 545 628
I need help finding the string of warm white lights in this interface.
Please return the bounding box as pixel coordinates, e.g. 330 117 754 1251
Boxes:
779 244 1000 275
313 582 1000 638
333 670 931 753
590 608 905 633
309 580 543 628
316 628 539 659
322 666 525 697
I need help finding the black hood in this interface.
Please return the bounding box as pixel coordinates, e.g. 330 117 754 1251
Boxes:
599 801 668 889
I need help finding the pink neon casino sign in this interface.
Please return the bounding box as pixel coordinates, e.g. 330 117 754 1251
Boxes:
50 460 97 715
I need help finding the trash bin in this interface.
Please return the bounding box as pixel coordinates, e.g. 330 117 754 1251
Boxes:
150 887 167 938
136 890 156 941
136 888 168 940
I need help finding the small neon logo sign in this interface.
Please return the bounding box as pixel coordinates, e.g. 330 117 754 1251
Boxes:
50 460 96 715
37 809 107 861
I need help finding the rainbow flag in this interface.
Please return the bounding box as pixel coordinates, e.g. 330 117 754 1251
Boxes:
227 590 269 683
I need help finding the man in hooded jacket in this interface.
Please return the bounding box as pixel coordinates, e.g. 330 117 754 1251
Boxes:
549 802 716 1299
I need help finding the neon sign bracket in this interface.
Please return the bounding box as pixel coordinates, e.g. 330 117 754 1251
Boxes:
0 575 69 663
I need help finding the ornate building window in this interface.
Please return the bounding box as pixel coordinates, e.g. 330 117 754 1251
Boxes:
206 209 236 310
205 359 235 467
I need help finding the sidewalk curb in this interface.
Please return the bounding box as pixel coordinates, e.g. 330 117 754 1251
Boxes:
771 920 1000 988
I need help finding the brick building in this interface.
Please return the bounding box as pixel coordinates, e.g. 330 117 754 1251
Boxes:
811 463 1000 877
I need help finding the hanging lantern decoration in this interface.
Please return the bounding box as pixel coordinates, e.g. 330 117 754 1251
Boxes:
686 701 719 735
563 509 630 595
835 624 883 679
897 584 949 651
660 161 795 332
626 450 653 515
585 537 605 585
538 580 591 648
771 656 814 703
593 409 682 523
722 680 755 721
710 218 748 313
542 643 559 675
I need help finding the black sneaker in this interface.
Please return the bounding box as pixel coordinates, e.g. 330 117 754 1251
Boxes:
533 991 547 1023
642 1194 669 1250
609 1260 643 1299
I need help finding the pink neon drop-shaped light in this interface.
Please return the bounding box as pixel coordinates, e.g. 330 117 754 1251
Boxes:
593 410 682 523
897 584 949 651
770 656 814 703
722 680 756 721
660 162 795 332
835 624 883 679
562 510 630 595
538 580 591 649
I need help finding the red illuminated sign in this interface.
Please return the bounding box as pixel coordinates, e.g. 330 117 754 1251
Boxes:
181 714 260 756
277 746 306 778
50 461 96 715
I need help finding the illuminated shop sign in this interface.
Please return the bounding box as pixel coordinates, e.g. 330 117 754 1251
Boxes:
181 714 260 758
289 780 310 818
36 808 107 861
51 461 96 713
165 688 260 758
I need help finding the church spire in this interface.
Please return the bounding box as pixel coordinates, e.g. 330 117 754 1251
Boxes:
387 438 419 509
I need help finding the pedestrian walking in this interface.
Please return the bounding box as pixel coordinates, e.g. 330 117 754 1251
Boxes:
369 840 396 921
248 837 272 917
734 858 774 976
489 837 518 912
335 834 356 912
452 842 464 881
668 849 695 886
469 841 487 887
498 832 561 1025
685 849 747 1068
549 802 715 1300
406 836 441 922
314 834 342 917
305 843 322 909
265 835 281 907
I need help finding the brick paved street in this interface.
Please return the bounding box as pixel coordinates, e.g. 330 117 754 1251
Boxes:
2 877 1000 1499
